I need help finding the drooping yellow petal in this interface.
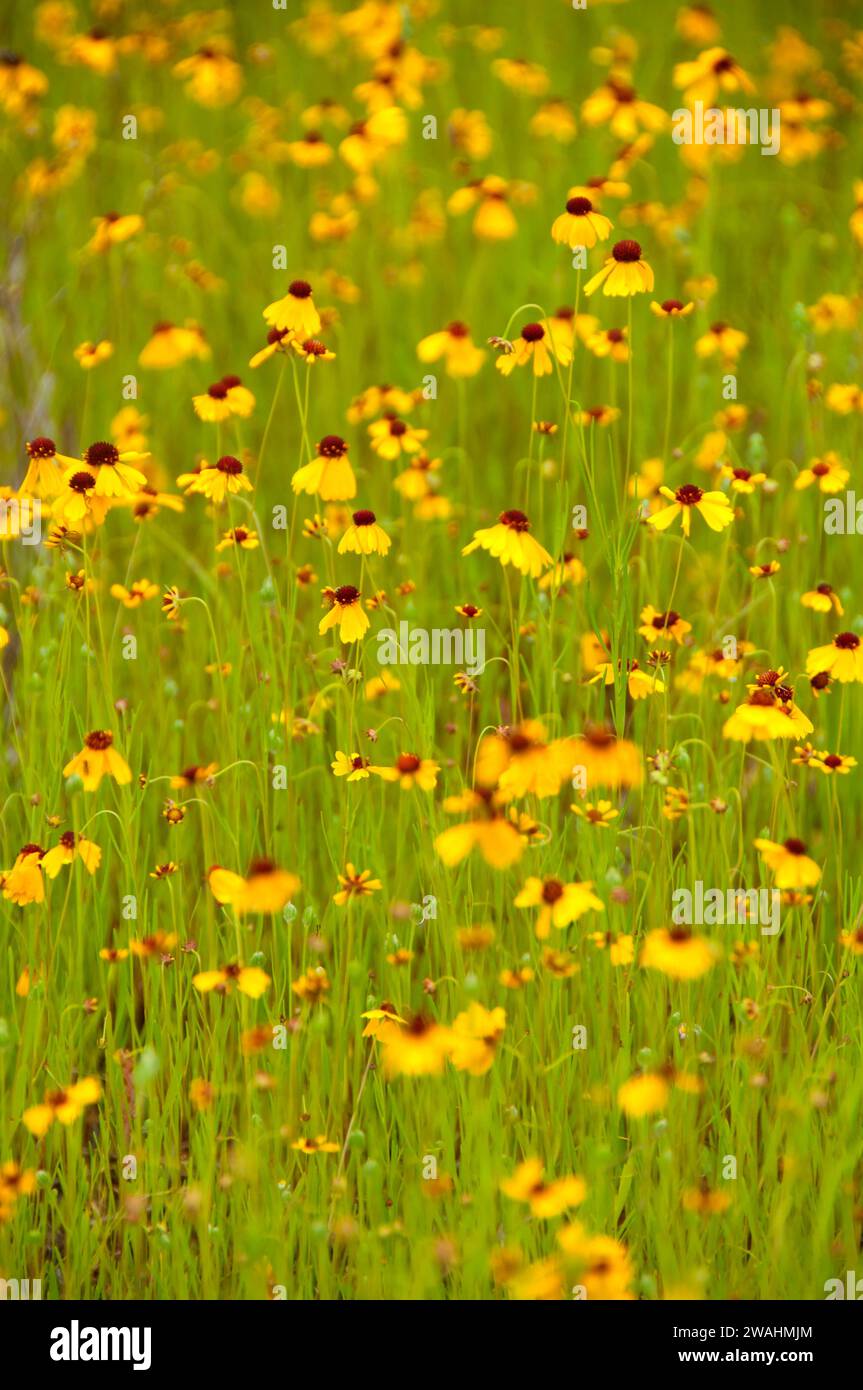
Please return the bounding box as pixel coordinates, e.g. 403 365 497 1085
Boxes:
193 969 228 993
236 967 271 999
208 867 247 905
22 1105 54 1137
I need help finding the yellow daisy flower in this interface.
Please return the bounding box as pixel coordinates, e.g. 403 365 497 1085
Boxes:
292 435 357 500
647 483 734 537
550 193 613 249
337 508 391 555
63 731 132 792
263 278 321 337
584 239 654 297
806 631 863 684
318 584 371 644
640 928 718 980
462 509 553 578
514 875 604 939
753 837 821 889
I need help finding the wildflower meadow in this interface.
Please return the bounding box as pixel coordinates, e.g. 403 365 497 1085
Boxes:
1 0 863 1314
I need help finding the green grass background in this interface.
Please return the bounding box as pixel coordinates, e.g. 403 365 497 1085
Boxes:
0 0 861 1299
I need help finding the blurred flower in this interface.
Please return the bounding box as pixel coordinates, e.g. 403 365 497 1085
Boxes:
514 876 603 939
23 1076 101 1136
502 1159 586 1217
193 962 271 999
208 861 299 915
640 928 719 979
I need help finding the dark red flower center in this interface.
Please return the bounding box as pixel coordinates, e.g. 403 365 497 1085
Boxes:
542 879 564 904
27 436 56 458
675 484 703 506
612 240 642 263
319 435 347 458
566 196 593 215
289 279 312 298
85 441 119 467
500 509 529 532
85 730 113 750
584 724 615 748
216 455 243 474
